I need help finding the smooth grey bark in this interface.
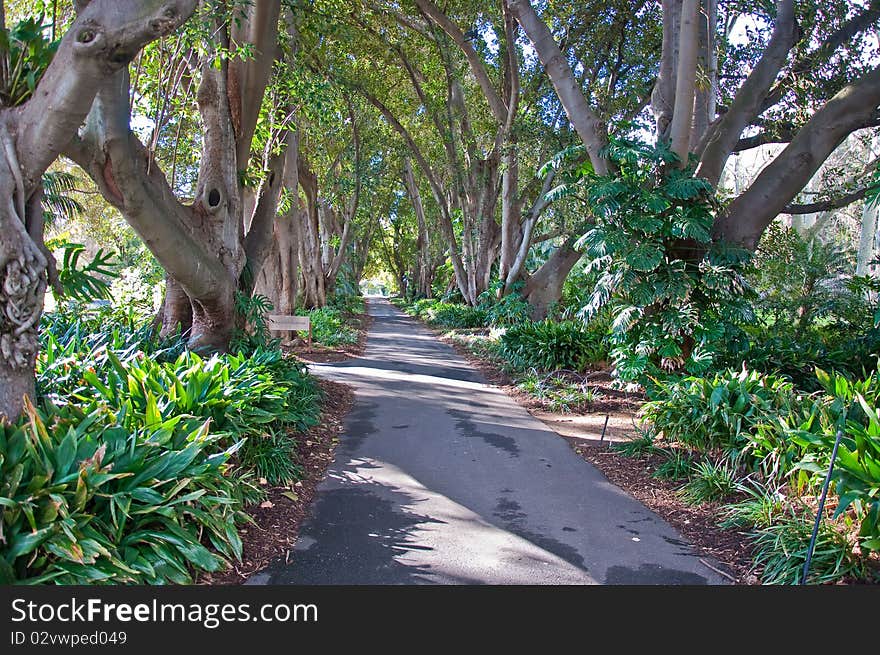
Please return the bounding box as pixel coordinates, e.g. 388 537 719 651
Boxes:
521 240 583 319
669 0 699 164
507 0 610 174
0 0 195 421
503 168 555 293
297 158 326 309
857 199 879 276
161 273 193 337
695 0 797 186
716 66 880 249
402 157 434 298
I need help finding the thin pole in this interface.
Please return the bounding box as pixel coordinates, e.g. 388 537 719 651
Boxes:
801 427 844 584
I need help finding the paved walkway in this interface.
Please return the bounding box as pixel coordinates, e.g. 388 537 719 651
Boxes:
250 299 726 585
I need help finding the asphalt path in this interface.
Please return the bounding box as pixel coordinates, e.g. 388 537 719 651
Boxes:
249 299 727 585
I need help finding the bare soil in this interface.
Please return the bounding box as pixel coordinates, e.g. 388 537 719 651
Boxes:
203 378 355 585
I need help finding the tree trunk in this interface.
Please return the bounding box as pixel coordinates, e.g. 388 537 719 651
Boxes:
669 0 699 164
653 0 681 141
521 241 583 319
0 0 196 421
160 273 193 337
66 3 283 353
0 185 45 421
297 159 326 309
857 199 879 275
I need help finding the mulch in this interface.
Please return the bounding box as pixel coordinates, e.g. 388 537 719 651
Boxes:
202 378 355 585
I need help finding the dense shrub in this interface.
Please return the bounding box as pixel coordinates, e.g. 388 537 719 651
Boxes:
476 282 532 326
1 313 324 584
640 367 800 453
499 319 607 372
328 293 366 316
0 398 250 584
300 306 358 346
640 365 880 581
425 302 487 328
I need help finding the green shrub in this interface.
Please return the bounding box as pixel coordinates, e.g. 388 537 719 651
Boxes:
719 483 785 530
750 513 870 585
681 461 740 505
477 283 532 327
8 311 324 584
641 367 800 453
240 433 302 484
651 449 694 480
328 294 365 315
422 302 487 329
788 370 880 554
517 371 597 413
500 319 607 372
302 307 358 346
0 398 249 584
610 433 658 458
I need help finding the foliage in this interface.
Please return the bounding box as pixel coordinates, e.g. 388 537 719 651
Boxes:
328 293 366 316
720 225 880 390
37 313 320 484
640 365 880 580
641 367 800 454
568 138 753 381
477 281 532 327
516 371 597 413
719 483 786 530
46 239 119 303
0 15 58 107
42 171 84 224
0 398 248 584
792 370 880 555
651 448 694 481
239 433 302 485
398 298 488 330
750 512 870 585
230 292 277 354
301 306 359 347
2 309 324 583
610 433 658 459
499 319 608 373
681 460 739 505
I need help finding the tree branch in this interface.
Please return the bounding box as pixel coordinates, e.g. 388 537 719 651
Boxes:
14 0 197 194
715 64 880 249
761 0 880 112
228 0 281 168
414 0 509 123
507 0 610 174
70 68 228 300
696 0 798 187
784 184 880 215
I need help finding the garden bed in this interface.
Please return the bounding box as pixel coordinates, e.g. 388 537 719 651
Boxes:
202 378 354 584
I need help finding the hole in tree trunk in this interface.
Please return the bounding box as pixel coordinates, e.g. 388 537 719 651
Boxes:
207 189 222 208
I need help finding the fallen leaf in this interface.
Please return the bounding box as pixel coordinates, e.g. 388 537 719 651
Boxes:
259 478 268 485
259 501 274 508
282 492 299 502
